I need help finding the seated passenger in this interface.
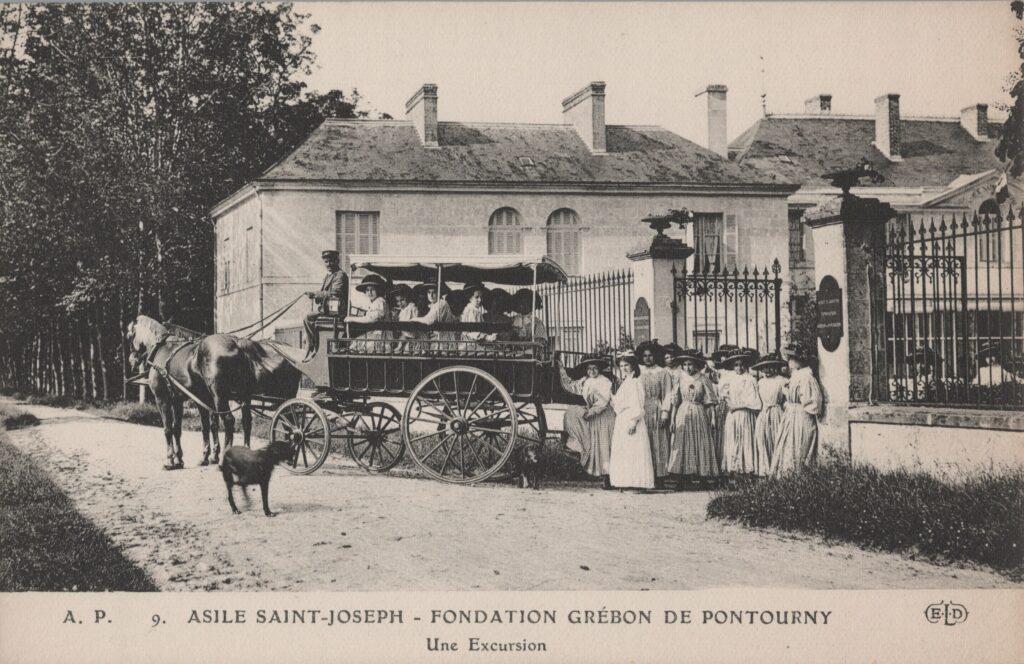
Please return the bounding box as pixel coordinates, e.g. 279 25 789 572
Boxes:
484 288 514 340
391 284 423 353
512 288 549 354
460 283 497 352
411 282 458 352
344 274 393 353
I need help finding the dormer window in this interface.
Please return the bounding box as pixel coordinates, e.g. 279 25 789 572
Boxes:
517 156 536 167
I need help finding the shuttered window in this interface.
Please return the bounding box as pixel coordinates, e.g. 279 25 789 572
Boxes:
488 207 523 255
546 208 581 275
336 211 380 270
244 226 256 284
694 213 738 270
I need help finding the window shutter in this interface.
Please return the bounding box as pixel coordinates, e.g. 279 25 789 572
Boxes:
488 208 522 255
725 214 739 269
337 211 379 269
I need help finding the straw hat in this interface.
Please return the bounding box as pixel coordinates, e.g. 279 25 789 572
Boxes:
668 348 707 368
720 348 760 369
354 273 388 293
751 351 786 372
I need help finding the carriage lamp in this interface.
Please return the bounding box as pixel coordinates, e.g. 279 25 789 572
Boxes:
325 296 343 315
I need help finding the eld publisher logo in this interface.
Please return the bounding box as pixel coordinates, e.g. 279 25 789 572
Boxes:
924 601 968 626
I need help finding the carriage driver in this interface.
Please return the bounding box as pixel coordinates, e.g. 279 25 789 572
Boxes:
303 249 349 359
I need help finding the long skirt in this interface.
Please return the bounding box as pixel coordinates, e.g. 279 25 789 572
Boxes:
667 402 718 477
644 401 671 477
609 417 655 489
562 406 616 477
753 405 783 462
768 403 819 477
721 409 769 475
713 400 729 471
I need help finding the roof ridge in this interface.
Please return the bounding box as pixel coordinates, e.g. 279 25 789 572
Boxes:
766 113 961 123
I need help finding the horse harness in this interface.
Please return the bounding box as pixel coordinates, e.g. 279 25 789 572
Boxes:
134 334 246 416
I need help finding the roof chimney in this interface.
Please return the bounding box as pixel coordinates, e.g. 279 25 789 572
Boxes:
406 84 439 147
960 104 989 142
804 93 832 114
696 84 728 158
562 82 606 153
873 93 902 161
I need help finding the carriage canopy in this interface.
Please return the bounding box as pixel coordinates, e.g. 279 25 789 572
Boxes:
348 255 568 286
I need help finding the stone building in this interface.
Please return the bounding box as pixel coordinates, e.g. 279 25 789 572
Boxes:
210 82 797 339
728 92 1011 296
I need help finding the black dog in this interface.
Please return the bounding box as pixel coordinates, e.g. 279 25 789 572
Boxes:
514 441 543 490
220 440 294 517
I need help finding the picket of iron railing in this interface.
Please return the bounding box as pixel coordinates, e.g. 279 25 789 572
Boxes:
671 257 782 356
538 269 634 357
883 204 1023 408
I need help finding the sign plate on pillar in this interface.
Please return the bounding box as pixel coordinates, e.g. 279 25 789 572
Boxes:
633 297 651 344
816 275 843 352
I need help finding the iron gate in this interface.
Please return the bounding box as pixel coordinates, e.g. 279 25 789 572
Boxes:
671 259 782 356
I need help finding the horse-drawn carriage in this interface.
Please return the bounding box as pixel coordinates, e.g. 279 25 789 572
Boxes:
266 255 576 484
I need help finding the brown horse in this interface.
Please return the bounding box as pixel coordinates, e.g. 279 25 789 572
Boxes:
127 316 300 469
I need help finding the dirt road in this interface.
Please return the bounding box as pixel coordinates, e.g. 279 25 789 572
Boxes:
3 398 1017 591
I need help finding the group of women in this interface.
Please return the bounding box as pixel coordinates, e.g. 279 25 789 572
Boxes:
558 341 823 492
342 273 547 353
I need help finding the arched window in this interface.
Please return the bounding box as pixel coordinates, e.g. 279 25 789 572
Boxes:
488 207 523 255
546 208 581 274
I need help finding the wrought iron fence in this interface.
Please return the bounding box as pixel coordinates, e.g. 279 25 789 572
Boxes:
883 204 1024 408
672 258 783 356
538 268 633 366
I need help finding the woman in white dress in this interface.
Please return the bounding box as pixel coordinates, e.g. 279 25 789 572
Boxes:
608 353 655 491
411 282 459 352
344 274 393 353
769 346 824 477
665 350 718 489
391 284 422 353
707 344 738 469
558 354 616 488
635 341 673 488
459 283 497 352
719 350 766 478
752 352 787 467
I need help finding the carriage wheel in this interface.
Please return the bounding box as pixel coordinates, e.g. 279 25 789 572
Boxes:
270 398 331 475
402 366 517 484
343 402 405 473
514 400 548 448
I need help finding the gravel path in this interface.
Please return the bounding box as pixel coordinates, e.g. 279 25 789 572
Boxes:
3 398 1018 591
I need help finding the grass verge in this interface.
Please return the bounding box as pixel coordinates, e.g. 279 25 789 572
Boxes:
0 415 157 591
707 463 1024 580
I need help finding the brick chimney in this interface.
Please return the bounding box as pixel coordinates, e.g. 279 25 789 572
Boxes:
562 82 606 153
697 84 728 158
960 104 989 142
406 83 439 147
873 93 902 161
804 94 832 114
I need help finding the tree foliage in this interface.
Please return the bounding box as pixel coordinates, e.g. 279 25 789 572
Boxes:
0 3 382 398
996 1 1024 178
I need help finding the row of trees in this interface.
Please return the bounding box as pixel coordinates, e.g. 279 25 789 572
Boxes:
0 3 384 399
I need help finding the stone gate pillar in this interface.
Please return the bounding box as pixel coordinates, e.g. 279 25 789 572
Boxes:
803 194 894 457
627 228 693 347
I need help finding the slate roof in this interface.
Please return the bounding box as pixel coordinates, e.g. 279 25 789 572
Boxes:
258 119 791 188
729 115 1004 189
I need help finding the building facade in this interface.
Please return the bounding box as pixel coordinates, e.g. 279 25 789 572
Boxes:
211 82 797 340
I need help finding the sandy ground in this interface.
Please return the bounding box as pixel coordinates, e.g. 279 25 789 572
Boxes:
3 398 1019 591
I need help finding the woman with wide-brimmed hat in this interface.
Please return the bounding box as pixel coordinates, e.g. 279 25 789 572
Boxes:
718 349 766 478
752 352 787 465
484 288 514 340
389 284 422 353
410 281 459 352
344 273 394 353
706 344 738 468
608 351 655 491
634 340 673 487
558 354 617 487
768 344 823 477
511 288 549 352
665 349 718 488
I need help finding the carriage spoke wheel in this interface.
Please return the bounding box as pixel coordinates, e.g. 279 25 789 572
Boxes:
403 366 517 484
270 398 331 475
343 402 404 473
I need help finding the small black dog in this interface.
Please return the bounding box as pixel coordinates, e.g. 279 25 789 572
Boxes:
514 441 543 490
220 440 294 517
